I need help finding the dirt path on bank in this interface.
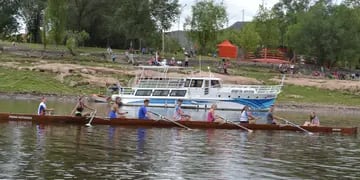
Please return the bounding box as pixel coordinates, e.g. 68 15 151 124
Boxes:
0 60 261 87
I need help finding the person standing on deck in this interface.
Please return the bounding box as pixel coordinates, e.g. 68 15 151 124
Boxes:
266 105 279 125
173 99 191 121
239 106 256 124
138 99 151 120
37 97 53 115
108 97 128 119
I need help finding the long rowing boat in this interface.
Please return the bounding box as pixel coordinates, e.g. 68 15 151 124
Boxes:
0 113 357 134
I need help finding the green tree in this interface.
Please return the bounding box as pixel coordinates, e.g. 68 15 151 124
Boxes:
185 0 228 54
254 4 280 49
271 0 311 47
19 0 47 43
46 0 68 45
150 0 180 31
238 23 261 53
0 0 19 38
287 1 360 68
113 0 155 48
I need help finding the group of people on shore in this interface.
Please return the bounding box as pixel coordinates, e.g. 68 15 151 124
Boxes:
37 97 320 127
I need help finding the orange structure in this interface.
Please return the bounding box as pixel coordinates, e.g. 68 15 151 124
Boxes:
217 40 238 59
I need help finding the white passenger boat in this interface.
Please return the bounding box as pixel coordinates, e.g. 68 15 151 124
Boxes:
112 66 283 110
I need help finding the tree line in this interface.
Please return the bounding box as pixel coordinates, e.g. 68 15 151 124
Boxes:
187 0 360 69
0 0 180 50
1 0 359 68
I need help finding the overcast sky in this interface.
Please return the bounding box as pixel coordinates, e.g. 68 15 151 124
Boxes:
170 0 280 31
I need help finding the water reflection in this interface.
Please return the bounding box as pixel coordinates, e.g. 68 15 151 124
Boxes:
136 128 146 155
0 99 360 179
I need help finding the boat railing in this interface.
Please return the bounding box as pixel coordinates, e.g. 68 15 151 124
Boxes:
120 87 136 95
223 84 283 94
135 78 185 88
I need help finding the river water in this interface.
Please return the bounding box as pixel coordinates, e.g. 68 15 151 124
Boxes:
0 99 359 179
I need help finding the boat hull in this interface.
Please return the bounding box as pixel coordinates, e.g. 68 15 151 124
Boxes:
0 113 356 134
113 95 276 110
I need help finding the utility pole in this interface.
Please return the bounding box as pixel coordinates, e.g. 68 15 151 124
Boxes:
242 9 245 22
162 29 165 54
177 4 187 43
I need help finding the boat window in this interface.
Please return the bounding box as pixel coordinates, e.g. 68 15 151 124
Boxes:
170 90 187 97
135 89 153 96
211 80 221 88
152 90 170 96
244 90 254 93
184 79 191 87
231 90 243 93
190 79 203 88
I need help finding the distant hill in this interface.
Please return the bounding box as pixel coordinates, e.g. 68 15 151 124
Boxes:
167 21 249 49
228 21 249 30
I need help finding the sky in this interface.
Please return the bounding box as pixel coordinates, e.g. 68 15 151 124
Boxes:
170 0 280 31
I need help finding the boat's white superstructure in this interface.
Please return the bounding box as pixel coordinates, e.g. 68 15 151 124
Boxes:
112 66 283 110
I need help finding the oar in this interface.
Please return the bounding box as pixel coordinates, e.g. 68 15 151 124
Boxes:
149 111 192 130
85 110 97 127
70 102 79 115
275 116 313 135
218 116 253 133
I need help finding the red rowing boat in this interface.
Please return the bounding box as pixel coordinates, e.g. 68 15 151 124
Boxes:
0 113 357 134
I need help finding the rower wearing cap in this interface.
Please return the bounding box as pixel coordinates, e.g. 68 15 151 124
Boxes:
138 99 151 120
173 99 191 121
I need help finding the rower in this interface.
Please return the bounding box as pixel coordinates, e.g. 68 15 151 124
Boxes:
207 104 224 123
173 99 191 121
138 99 151 120
266 105 279 125
72 96 95 117
239 106 256 124
303 112 320 126
37 97 53 115
109 97 128 119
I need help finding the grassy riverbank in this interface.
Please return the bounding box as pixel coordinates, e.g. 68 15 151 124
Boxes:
0 67 96 95
278 85 360 106
0 41 359 108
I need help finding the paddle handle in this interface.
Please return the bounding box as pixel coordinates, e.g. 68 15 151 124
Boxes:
149 111 192 130
275 116 313 135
